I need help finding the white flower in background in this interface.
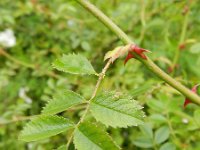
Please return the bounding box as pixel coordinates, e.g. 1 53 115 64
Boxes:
182 118 189 124
67 20 76 27
0 29 16 48
19 87 32 104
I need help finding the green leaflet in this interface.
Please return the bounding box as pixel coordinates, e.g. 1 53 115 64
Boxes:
160 142 176 150
52 54 97 75
19 115 74 142
42 90 85 115
130 81 154 97
57 145 67 150
190 42 200 54
90 91 145 128
154 126 170 144
74 122 120 150
133 136 154 148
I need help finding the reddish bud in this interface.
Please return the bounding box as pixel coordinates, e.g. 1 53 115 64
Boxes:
178 43 185 50
167 66 173 73
167 64 179 73
124 45 150 65
184 84 199 107
124 52 134 65
182 5 189 15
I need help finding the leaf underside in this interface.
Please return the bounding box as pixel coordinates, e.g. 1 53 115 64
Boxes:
90 91 145 128
19 115 74 142
42 90 85 115
73 122 120 150
52 53 96 75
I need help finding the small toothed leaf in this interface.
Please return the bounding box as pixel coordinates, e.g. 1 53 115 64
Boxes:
73 122 120 150
19 115 74 142
52 54 97 75
42 90 85 115
90 91 145 128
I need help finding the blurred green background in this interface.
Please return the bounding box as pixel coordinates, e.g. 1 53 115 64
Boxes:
0 0 200 149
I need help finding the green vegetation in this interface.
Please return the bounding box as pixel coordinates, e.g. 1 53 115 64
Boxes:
1 0 200 149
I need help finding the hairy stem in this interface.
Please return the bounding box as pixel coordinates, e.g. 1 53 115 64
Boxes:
75 0 200 106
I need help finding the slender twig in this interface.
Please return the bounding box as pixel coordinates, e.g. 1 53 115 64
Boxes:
0 115 39 125
0 104 86 126
166 113 177 139
0 48 35 68
172 4 190 71
75 0 200 106
0 48 60 79
102 2 170 51
138 0 146 44
66 58 113 148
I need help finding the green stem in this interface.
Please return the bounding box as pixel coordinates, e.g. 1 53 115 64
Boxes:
76 0 132 44
0 48 60 79
76 0 200 106
0 48 35 68
172 10 189 69
138 0 146 44
66 59 113 148
140 0 146 27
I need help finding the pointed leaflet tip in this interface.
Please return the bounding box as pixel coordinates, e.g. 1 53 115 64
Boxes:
124 52 135 65
184 84 199 107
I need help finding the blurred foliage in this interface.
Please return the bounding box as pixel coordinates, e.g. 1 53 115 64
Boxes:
0 0 200 149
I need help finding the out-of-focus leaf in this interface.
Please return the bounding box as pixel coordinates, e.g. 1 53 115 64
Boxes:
154 126 170 144
130 82 154 97
133 136 154 148
81 41 91 51
194 110 200 126
190 43 200 54
147 99 165 112
159 142 176 150
57 145 67 150
139 123 153 139
149 114 167 123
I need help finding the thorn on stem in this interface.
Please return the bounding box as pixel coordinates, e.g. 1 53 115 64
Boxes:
124 44 150 65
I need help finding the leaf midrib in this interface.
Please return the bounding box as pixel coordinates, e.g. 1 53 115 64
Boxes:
91 100 140 119
77 128 102 150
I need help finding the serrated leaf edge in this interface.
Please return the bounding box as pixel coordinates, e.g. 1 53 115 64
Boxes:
41 90 86 114
52 53 97 75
